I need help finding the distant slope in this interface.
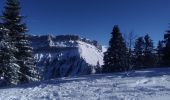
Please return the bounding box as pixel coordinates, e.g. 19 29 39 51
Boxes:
29 35 104 79
1 68 170 100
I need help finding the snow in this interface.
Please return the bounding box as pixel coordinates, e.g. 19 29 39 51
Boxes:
0 77 4 80
1 68 170 100
78 41 103 66
102 45 108 53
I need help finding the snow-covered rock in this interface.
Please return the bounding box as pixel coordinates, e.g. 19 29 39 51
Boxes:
1 68 170 100
28 35 104 79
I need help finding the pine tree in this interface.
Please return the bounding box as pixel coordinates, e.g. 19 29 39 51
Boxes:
16 35 39 83
1 0 39 83
103 25 128 73
156 41 164 66
0 25 20 86
163 28 170 66
96 61 102 73
143 34 155 67
134 37 145 69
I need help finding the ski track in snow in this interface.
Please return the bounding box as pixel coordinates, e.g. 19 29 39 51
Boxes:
1 68 170 100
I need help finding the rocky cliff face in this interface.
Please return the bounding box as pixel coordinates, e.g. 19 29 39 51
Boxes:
29 35 104 79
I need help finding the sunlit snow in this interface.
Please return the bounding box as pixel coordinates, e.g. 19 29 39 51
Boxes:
0 68 170 100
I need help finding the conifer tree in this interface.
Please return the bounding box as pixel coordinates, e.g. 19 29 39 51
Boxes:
134 37 145 69
157 41 164 66
143 34 155 67
103 25 128 73
134 35 155 69
0 25 20 85
162 28 170 66
1 0 39 83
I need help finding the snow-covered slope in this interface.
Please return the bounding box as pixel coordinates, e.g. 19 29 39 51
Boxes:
28 35 103 79
1 68 170 100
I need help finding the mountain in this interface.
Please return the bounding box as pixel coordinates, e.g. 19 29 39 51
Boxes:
1 68 170 100
28 35 104 79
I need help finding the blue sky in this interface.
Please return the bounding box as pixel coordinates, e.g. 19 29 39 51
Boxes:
1 0 170 45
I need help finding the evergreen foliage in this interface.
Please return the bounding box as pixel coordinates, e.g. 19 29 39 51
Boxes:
134 37 145 69
163 29 170 66
143 34 155 67
156 41 164 66
103 25 128 73
1 0 39 84
16 35 39 83
134 34 155 69
0 25 20 85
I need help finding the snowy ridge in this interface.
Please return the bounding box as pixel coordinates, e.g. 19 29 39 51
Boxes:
1 68 170 100
28 35 103 79
29 35 102 50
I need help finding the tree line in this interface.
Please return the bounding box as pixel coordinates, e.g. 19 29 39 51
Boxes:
103 25 170 73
